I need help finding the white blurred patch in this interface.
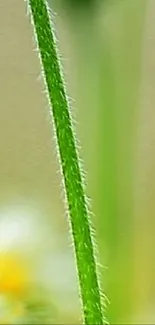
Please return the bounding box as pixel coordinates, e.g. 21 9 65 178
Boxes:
34 247 80 315
0 203 42 254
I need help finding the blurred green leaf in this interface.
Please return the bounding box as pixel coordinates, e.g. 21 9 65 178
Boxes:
63 0 95 7
21 287 58 324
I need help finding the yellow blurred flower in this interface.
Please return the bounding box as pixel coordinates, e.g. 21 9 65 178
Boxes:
0 252 29 297
0 252 29 323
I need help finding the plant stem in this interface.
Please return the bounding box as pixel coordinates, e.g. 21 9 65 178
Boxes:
27 0 105 323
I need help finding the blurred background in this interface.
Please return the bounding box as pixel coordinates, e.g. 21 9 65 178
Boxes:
0 0 155 323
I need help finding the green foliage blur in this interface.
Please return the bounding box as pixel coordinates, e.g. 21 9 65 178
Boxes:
50 0 154 323
62 0 95 7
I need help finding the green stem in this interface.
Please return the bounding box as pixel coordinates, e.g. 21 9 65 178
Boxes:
27 0 105 323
